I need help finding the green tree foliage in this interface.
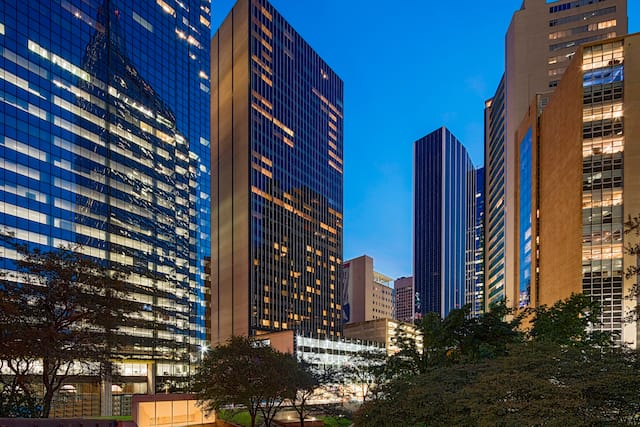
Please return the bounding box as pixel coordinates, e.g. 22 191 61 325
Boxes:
0 238 135 418
388 301 522 377
624 215 640 321
355 295 637 426
194 336 299 427
355 343 640 427
528 293 613 346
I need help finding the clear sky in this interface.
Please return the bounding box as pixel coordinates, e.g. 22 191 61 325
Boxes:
211 1 640 279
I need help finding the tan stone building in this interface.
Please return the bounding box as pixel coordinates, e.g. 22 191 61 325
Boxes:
516 33 640 346
485 0 628 311
343 255 394 323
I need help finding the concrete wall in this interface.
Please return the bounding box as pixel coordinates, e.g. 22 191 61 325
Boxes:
537 51 584 306
623 34 640 345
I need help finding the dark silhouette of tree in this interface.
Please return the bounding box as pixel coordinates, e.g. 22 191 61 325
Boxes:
194 336 298 427
0 237 135 418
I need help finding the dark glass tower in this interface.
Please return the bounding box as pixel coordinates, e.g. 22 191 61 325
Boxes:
0 0 210 397
211 0 344 343
413 127 475 318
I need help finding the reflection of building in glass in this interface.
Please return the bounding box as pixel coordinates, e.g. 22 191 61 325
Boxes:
343 255 394 323
516 34 640 347
0 0 210 412
211 0 343 343
413 127 477 318
484 0 628 311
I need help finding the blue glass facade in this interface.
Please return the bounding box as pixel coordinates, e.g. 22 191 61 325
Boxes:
518 128 533 308
414 127 475 318
0 0 210 391
212 0 343 342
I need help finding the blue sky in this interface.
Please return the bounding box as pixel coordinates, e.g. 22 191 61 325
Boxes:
211 1 639 279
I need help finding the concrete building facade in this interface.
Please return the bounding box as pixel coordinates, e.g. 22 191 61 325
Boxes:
343 255 394 323
519 33 640 346
485 0 628 310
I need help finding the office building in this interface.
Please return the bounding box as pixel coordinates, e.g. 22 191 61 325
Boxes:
0 0 211 414
394 276 415 323
518 34 640 346
211 0 344 343
470 167 485 316
342 255 394 323
413 127 476 318
484 0 628 310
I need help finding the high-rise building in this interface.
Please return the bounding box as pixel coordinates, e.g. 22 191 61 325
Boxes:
394 276 415 323
470 167 485 316
518 33 640 346
342 255 394 323
211 0 344 343
484 77 507 310
413 127 476 318
0 0 211 407
484 0 628 310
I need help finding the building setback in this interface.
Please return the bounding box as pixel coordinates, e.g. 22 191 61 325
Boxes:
514 34 640 346
211 0 344 343
413 127 476 318
484 0 628 310
0 0 211 413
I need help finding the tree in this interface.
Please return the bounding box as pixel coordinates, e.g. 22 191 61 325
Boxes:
355 294 634 427
0 237 135 417
624 215 640 322
387 302 522 377
289 360 319 427
341 349 389 403
528 293 613 346
194 336 298 427
356 342 640 427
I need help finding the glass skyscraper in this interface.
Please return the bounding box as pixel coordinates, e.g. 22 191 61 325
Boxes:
211 0 344 343
0 0 211 405
413 127 476 318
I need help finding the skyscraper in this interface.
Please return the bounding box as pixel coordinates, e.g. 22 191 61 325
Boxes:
0 0 210 404
211 0 344 343
470 167 485 316
519 33 640 346
413 127 476 318
484 0 628 310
